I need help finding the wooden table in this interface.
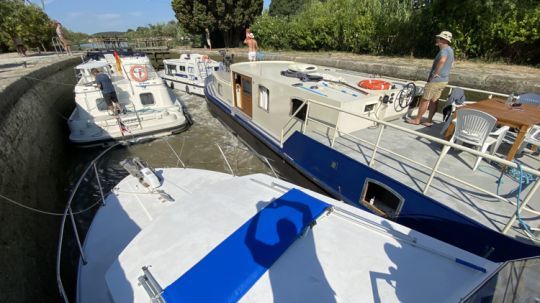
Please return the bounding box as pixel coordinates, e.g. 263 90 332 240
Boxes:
444 98 540 161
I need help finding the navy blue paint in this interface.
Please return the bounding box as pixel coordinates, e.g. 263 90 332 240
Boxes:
162 189 329 303
455 258 486 273
174 73 188 78
283 132 540 262
205 80 540 262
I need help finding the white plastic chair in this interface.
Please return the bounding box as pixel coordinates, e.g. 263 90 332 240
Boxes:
450 109 510 171
517 125 540 154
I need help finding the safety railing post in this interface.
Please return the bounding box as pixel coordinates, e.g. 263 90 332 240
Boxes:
302 103 310 134
502 179 540 234
369 124 386 167
423 145 451 194
331 112 342 148
93 163 106 206
69 207 87 265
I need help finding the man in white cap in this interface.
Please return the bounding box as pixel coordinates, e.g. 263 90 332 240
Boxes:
407 30 454 126
245 32 258 62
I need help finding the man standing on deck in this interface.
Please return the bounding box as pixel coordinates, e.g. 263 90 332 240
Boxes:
91 68 122 115
407 31 454 127
245 33 258 62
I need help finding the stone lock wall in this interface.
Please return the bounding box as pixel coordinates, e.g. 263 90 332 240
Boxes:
0 57 78 302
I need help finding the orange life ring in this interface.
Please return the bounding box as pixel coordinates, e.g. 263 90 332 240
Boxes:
129 65 148 82
358 79 391 90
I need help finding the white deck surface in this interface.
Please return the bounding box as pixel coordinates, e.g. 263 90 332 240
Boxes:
306 113 540 241
76 169 500 302
77 168 233 303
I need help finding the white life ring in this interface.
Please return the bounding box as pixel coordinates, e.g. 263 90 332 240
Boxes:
288 63 318 73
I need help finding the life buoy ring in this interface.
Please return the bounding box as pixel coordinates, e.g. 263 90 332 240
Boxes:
358 79 391 90
129 65 148 82
201 55 209 62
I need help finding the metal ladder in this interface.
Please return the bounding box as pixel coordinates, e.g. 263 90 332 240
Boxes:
196 61 208 79
51 37 65 55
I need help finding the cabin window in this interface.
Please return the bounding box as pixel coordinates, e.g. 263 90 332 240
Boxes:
188 66 194 74
360 179 404 218
259 85 269 111
290 98 307 121
166 64 177 75
218 83 222 95
140 93 155 106
179 66 186 72
242 80 252 94
96 98 108 111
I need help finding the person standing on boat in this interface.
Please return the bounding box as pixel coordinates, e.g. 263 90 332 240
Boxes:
245 33 258 62
406 31 454 127
205 28 212 50
91 68 122 115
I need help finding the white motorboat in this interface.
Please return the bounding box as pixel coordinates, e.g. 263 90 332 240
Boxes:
68 52 191 146
57 155 540 303
161 53 220 96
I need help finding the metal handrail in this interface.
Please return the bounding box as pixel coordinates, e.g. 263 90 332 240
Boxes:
278 97 540 235
56 143 120 303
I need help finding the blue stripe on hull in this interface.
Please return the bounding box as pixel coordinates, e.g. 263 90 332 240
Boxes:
205 82 540 262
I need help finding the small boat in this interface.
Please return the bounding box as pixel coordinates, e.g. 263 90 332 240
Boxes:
205 60 540 262
160 53 220 95
68 51 191 146
59 156 539 302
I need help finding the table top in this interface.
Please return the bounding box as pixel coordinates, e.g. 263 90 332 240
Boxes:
463 99 540 128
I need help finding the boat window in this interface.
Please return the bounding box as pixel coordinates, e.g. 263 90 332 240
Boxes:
188 66 194 74
166 64 176 75
259 85 269 111
218 83 222 95
242 80 252 94
179 66 186 72
96 98 108 111
360 179 404 218
140 93 155 106
290 98 307 121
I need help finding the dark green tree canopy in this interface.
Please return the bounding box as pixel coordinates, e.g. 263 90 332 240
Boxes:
269 0 308 17
171 0 263 47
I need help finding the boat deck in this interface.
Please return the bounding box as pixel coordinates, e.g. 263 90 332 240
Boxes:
306 113 540 242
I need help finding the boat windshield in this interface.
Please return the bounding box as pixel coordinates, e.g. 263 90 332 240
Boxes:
125 63 158 81
464 256 540 302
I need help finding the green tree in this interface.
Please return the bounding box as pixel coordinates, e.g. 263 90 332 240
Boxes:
171 0 264 47
269 0 307 17
0 0 54 52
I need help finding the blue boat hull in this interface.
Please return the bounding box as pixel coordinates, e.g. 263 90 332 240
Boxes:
205 81 540 262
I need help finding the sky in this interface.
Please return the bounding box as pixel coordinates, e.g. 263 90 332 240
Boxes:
29 0 271 34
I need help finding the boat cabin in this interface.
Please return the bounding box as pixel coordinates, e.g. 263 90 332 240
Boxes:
211 61 420 142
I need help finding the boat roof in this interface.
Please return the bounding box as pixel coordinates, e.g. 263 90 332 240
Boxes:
230 61 409 104
164 53 219 65
76 60 110 70
98 170 497 302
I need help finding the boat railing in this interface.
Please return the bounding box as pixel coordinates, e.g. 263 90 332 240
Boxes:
56 143 120 302
278 97 540 238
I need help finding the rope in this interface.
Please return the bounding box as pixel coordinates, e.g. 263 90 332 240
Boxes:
496 163 540 242
22 75 76 87
514 163 540 242
0 192 104 216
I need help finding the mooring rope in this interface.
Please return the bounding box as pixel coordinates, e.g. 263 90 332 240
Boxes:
0 192 104 216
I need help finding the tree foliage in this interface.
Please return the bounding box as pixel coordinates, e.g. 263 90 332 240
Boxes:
171 0 263 47
268 0 308 17
253 0 540 65
0 0 54 51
